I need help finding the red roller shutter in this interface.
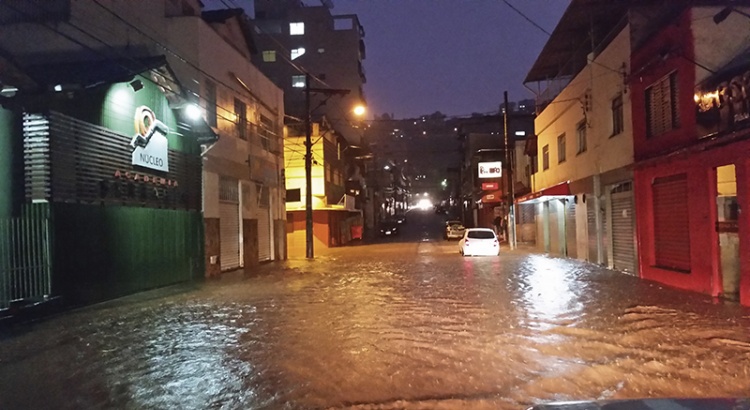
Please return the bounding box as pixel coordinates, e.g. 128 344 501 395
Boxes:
652 174 690 272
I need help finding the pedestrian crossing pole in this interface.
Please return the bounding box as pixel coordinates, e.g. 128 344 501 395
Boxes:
503 91 517 250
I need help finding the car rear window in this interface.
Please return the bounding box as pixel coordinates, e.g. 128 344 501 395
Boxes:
467 230 495 239
450 224 464 229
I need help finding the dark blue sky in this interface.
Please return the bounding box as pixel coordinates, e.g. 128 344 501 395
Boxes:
211 0 570 119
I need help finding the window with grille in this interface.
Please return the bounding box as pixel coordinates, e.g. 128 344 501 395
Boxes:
645 72 680 138
576 121 587 154
557 134 566 163
611 93 623 136
234 98 247 140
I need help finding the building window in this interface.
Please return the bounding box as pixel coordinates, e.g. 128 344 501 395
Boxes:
289 22 304 35
645 72 679 138
234 98 247 140
286 188 301 202
291 47 305 60
576 121 587 154
542 144 549 170
557 134 566 163
262 50 276 62
611 93 624 136
205 79 217 127
292 75 305 88
530 154 538 174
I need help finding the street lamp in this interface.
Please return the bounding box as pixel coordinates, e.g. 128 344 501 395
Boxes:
353 104 366 117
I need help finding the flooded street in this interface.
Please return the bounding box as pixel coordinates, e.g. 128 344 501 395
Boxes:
2 210 750 409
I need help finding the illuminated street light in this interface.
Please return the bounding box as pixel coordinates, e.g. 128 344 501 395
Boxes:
184 103 202 121
353 105 366 116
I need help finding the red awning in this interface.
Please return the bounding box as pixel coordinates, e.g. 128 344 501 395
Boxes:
515 181 571 203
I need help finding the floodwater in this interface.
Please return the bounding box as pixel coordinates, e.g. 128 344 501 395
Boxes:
1 210 749 410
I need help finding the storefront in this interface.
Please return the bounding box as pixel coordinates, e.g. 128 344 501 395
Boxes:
4 58 209 306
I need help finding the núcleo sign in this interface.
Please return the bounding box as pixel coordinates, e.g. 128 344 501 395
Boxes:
130 106 169 172
478 161 502 179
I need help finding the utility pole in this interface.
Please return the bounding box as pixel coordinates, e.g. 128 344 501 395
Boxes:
503 91 517 249
305 73 314 259
304 74 350 259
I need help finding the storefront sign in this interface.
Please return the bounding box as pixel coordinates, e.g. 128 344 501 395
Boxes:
131 106 169 172
482 190 503 203
482 182 499 190
478 161 502 179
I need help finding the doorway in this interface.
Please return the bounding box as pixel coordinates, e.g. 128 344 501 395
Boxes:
715 164 739 299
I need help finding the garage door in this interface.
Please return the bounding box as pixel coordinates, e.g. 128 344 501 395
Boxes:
652 173 690 271
257 183 272 262
565 198 577 258
220 177 241 271
611 182 635 274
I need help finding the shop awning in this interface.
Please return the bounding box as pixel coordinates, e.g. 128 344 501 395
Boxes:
515 181 571 204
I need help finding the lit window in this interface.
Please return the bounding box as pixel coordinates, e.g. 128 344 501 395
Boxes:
262 50 276 62
317 48 325 53
289 22 304 35
292 75 305 88
557 134 566 163
291 47 305 60
542 145 549 170
576 121 587 154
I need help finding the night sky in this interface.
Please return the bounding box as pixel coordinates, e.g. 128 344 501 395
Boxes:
208 0 570 120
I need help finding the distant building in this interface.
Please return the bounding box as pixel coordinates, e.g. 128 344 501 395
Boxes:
250 0 366 145
453 111 534 234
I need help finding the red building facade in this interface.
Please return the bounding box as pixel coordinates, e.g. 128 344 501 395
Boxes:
630 7 750 305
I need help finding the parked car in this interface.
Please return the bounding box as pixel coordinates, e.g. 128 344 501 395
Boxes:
459 228 499 256
378 220 400 237
394 214 407 225
445 220 466 240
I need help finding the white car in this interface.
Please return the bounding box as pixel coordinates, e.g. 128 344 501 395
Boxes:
445 220 466 240
459 228 500 256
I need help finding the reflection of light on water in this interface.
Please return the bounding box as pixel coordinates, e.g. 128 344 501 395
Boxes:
521 255 577 329
118 312 257 408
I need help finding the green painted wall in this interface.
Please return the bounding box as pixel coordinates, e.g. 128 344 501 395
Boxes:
0 107 22 218
50 203 204 305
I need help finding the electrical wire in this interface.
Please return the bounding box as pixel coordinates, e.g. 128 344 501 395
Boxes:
500 0 551 36
13 0 285 154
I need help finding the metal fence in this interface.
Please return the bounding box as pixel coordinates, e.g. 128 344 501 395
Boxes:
0 216 51 310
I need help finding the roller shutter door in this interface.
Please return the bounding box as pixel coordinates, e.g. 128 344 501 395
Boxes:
548 200 561 255
653 174 690 271
256 183 272 262
565 199 577 258
220 177 241 271
258 208 272 261
611 183 635 274
587 196 607 264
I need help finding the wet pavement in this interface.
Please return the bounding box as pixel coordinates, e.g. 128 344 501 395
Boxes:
1 210 750 409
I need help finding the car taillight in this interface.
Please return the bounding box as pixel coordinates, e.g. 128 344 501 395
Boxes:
493 239 498 246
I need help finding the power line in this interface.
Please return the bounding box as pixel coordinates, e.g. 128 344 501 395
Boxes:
501 0 551 36
7 0 284 155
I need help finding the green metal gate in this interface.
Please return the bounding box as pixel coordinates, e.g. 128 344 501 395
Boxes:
0 216 51 310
